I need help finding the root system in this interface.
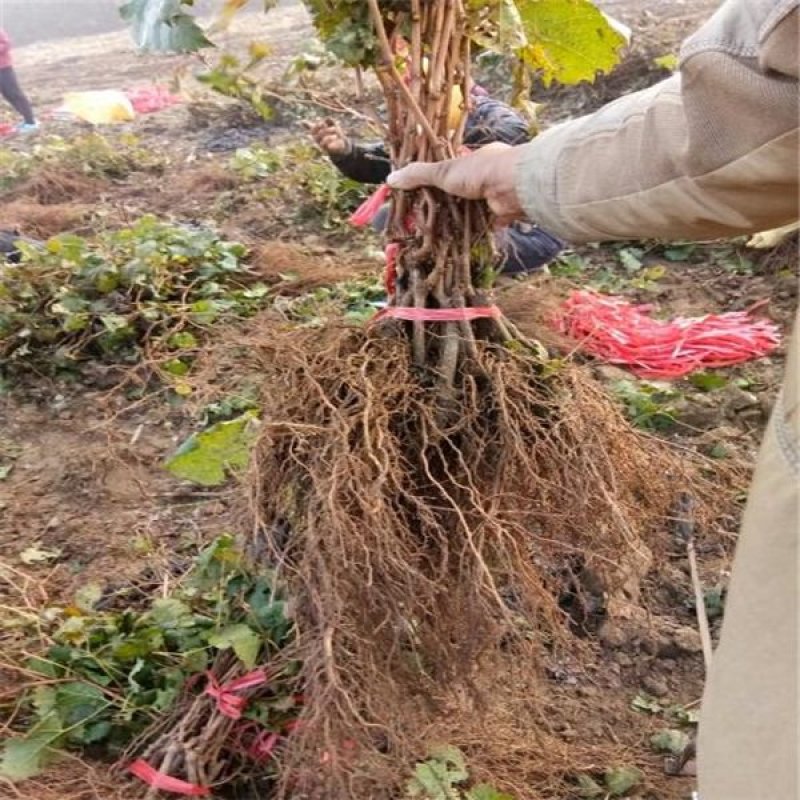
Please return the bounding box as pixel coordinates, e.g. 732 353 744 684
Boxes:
248 323 692 798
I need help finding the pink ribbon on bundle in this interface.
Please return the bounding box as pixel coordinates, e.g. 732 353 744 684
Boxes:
203 668 268 720
349 184 392 227
128 760 210 796
373 305 501 323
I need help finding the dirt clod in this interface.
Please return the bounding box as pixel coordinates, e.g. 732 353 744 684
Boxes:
642 674 670 698
671 626 705 656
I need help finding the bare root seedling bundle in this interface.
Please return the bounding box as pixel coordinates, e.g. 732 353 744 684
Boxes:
121 2 712 797
249 324 690 797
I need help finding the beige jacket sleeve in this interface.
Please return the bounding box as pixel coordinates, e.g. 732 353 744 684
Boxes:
516 0 799 244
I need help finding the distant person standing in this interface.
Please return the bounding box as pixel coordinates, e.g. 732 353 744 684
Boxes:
0 28 38 133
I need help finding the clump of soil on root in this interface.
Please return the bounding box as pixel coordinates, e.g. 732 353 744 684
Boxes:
248 323 700 798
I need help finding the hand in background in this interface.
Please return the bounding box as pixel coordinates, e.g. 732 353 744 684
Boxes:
309 118 352 157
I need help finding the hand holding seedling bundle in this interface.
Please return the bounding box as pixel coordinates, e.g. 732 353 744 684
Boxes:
389 141 524 227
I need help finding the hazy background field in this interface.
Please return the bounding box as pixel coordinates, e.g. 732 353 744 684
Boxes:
1 1 224 46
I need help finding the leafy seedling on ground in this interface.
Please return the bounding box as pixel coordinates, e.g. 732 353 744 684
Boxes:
0 216 269 381
0 535 294 780
612 379 682 430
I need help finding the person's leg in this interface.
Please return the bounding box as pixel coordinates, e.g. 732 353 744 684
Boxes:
0 66 35 125
495 223 563 275
698 316 799 799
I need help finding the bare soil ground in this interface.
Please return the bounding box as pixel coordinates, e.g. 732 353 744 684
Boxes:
0 1 796 799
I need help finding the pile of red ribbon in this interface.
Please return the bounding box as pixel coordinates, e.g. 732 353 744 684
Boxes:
124 86 182 115
557 290 781 378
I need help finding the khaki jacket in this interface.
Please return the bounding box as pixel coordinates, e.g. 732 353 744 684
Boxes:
516 0 799 244
515 4 800 798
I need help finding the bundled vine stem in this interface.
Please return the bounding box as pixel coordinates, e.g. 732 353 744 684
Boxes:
243 2 707 797
369 0 512 381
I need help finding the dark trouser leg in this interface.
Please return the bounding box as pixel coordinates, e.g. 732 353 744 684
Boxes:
0 67 35 125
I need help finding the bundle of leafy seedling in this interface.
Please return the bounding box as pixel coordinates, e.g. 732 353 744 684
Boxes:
0 536 295 793
120 1 706 797
0 216 271 386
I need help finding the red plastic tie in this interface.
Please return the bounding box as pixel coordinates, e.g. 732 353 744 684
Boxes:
204 668 268 720
374 305 501 323
248 731 280 762
128 760 211 796
125 86 181 114
350 184 392 227
384 243 400 296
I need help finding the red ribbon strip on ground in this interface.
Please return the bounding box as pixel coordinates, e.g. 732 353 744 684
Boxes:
128 760 211 796
374 305 501 323
204 668 268 720
556 290 781 378
125 86 181 114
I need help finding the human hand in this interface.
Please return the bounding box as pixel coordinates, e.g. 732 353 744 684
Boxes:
309 118 351 157
387 142 526 226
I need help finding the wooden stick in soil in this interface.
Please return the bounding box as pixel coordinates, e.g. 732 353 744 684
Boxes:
688 536 714 672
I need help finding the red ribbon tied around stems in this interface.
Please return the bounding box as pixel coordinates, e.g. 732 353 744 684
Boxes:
204 668 268 720
248 730 281 762
350 184 392 227
128 760 211 796
373 305 502 323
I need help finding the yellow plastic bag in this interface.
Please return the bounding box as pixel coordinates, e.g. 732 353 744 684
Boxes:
60 91 135 125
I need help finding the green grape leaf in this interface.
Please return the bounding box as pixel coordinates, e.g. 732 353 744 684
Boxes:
514 0 625 86
208 623 262 669
0 735 58 781
574 774 604 798
0 699 64 781
654 53 679 71
650 728 690 755
689 371 728 392
164 412 259 487
120 0 212 53
75 583 103 613
406 745 469 799
604 766 644 797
